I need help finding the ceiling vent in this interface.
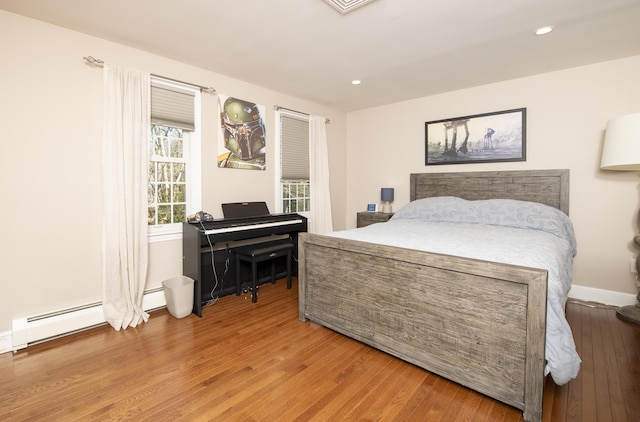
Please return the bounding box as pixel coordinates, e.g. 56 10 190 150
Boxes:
323 0 377 14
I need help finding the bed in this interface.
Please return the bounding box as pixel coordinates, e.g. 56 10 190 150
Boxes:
297 169 580 422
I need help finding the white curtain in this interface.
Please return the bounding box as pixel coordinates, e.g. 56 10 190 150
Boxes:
102 64 151 330
309 115 333 234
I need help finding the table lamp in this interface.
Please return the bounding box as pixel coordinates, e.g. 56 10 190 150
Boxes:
600 112 640 324
381 188 394 213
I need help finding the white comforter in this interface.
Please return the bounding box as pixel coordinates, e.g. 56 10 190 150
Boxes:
330 198 581 385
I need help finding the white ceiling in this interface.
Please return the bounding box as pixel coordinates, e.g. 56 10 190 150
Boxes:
1 0 639 111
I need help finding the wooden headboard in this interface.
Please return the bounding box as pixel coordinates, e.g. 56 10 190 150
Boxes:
410 169 570 215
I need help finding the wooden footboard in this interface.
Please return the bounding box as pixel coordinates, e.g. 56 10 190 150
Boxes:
298 233 548 422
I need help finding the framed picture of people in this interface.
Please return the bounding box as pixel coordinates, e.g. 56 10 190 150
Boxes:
217 95 267 170
425 108 526 165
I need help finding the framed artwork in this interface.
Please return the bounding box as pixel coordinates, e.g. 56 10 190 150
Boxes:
217 94 266 170
425 108 526 165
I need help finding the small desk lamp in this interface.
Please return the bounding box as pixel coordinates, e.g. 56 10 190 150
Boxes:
381 188 394 213
600 112 640 324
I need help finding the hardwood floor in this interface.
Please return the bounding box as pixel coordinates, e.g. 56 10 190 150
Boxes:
1 280 638 421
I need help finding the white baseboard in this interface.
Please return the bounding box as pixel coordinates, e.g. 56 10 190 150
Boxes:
568 284 636 307
9 289 167 353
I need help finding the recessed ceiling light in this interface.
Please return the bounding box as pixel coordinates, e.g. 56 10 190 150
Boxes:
351 79 361 85
535 26 554 35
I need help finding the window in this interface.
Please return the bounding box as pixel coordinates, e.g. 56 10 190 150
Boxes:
148 125 187 225
277 112 310 215
282 180 310 214
147 78 201 241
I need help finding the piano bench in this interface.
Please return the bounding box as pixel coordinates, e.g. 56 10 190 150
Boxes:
234 240 295 303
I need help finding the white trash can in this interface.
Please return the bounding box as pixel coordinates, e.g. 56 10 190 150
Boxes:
162 276 195 319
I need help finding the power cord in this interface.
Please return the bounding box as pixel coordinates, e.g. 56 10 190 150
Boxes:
208 248 230 306
199 222 225 307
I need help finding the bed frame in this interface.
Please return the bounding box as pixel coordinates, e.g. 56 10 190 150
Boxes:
298 169 570 422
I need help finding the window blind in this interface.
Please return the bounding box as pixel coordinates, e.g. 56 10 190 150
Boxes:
280 114 309 180
151 79 196 131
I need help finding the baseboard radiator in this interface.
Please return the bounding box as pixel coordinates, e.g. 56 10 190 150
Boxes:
11 288 167 351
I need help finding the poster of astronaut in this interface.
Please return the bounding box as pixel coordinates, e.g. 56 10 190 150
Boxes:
217 95 266 170
425 108 526 165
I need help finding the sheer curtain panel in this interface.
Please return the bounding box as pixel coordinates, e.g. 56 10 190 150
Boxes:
102 64 151 330
309 115 333 234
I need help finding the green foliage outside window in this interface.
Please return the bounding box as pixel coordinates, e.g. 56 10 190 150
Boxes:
148 125 187 225
282 180 310 213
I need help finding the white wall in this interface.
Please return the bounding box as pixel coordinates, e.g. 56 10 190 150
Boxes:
0 10 347 334
345 55 640 301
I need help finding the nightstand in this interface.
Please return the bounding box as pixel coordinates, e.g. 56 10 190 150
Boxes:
357 212 394 228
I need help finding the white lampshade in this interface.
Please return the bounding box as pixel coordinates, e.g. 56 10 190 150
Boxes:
600 113 640 170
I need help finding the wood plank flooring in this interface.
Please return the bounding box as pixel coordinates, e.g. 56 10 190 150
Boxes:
1 279 638 421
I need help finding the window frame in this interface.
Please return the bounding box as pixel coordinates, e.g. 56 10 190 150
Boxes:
148 78 201 243
275 109 310 218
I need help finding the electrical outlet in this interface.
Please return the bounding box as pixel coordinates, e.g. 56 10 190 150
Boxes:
631 257 637 274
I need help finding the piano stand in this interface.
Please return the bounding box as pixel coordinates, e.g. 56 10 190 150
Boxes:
234 241 294 303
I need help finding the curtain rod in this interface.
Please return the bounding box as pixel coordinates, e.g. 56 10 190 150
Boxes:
83 56 216 95
274 105 330 124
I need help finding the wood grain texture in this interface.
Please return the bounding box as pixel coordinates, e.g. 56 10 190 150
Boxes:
299 233 547 420
356 212 394 228
299 169 569 422
0 283 637 421
410 169 570 215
